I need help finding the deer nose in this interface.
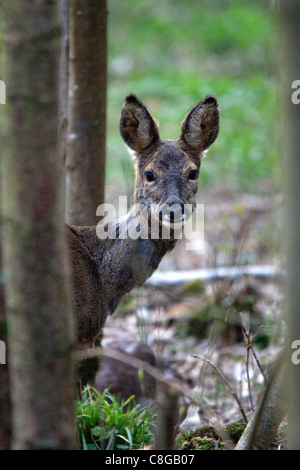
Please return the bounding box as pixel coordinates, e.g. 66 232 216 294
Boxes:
160 201 185 226
169 202 185 220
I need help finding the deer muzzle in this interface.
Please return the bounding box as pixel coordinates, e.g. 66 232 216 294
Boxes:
158 202 191 229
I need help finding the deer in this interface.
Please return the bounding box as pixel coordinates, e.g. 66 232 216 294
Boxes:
68 93 219 349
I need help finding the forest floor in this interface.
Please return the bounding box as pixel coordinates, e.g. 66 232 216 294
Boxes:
95 182 284 431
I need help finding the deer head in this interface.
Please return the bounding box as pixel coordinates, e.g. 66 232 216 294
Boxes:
119 93 219 231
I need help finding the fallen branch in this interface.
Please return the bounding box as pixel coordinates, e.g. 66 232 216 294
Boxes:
75 346 209 410
146 265 283 287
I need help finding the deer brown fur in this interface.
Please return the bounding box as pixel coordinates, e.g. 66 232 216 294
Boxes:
68 94 219 348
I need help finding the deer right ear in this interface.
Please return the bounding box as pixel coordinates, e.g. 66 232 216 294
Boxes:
180 96 219 154
119 94 160 156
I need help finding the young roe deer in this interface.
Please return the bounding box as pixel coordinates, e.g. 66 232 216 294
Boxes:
68 94 219 348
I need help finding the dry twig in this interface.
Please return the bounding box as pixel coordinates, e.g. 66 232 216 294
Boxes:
192 354 248 423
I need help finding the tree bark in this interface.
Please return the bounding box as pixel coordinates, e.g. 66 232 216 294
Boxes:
0 218 11 450
66 0 107 225
280 0 300 450
58 0 70 168
235 358 288 450
1 0 75 449
155 382 179 450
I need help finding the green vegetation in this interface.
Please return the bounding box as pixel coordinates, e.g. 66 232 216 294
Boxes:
225 423 247 443
107 0 278 191
175 425 226 450
174 423 246 450
75 388 249 451
76 387 155 450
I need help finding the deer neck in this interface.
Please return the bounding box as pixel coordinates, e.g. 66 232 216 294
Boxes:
73 207 177 287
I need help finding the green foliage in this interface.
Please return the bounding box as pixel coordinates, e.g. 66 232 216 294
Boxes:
225 423 247 443
187 436 219 450
175 425 226 450
253 331 270 350
76 387 155 450
175 423 246 449
107 0 278 191
181 279 205 296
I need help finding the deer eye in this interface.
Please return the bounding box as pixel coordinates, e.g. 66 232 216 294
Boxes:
188 170 198 180
145 171 155 182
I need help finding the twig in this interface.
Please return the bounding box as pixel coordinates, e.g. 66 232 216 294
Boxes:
87 384 93 403
240 320 255 410
245 345 254 411
192 354 248 423
241 322 267 384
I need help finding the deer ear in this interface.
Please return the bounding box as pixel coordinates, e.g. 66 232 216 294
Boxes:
119 94 160 155
179 96 219 153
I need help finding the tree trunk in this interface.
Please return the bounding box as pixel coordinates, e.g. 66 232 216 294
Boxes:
1 0 76 450
280 0 300 450
235 358 288 450
0 218 11 450
58 0 70 170
66 0 107 226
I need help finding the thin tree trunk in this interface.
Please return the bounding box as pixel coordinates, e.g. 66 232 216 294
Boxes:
66 0 107 225
1 0 75 449
155 382 179 450
58 0 70 167
280 0 300 450
58 0 69 220
235 357 288 450
0 4 11 449
0 222 11 450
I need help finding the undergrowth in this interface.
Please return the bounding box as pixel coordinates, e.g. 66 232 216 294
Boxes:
76 386 155 450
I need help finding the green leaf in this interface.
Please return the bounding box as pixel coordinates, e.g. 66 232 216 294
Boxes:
92 426 101 437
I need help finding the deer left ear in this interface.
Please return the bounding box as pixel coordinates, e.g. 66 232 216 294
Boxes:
119 94 160 155
179 96 219 154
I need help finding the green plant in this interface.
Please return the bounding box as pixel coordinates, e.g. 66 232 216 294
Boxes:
76 386 155 450
174 425 226 450
225 423 247 443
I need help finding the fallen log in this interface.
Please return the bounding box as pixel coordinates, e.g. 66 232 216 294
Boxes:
146 265 282 287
